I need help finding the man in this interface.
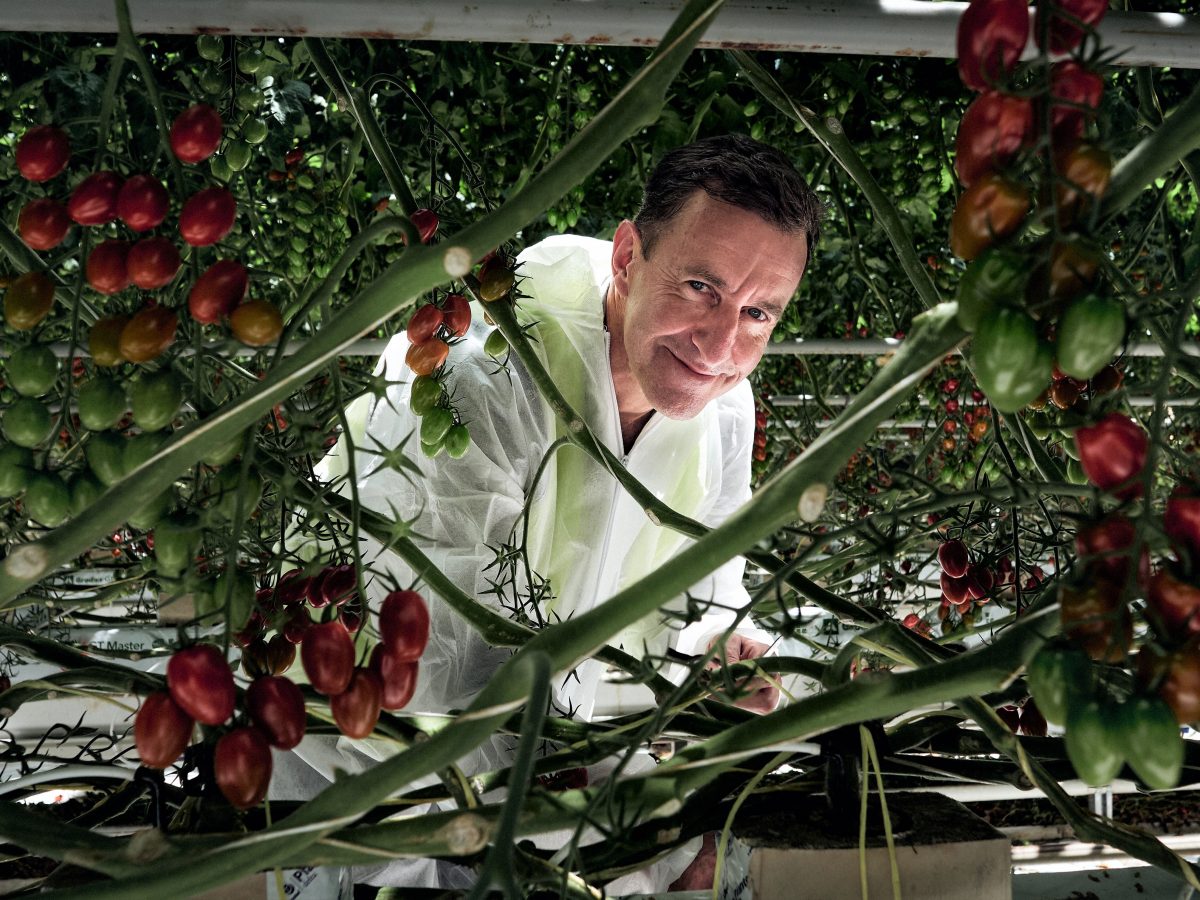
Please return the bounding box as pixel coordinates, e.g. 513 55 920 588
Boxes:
299 133 821 892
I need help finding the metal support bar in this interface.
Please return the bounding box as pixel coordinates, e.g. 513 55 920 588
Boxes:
1 3 1199 70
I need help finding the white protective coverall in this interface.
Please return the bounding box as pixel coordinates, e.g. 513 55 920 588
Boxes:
278 233 764 892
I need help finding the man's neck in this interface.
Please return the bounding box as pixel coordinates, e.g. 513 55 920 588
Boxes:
604 285 653 453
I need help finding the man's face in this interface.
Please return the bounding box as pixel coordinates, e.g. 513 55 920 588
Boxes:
610 191 809 420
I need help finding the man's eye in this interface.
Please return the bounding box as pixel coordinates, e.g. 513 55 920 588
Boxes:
746 307 768 322
686 280 708 293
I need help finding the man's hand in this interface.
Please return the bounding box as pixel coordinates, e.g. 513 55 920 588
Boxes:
706 633 780 715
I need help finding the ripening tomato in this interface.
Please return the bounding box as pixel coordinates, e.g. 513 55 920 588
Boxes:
938 539 970 578
284 147 304 168
179 187 236 247
16 125 70 182
1147 568 1200 638
1036 0 1108 54
300 620 355 695
188 259 248 324
89 315 129 367
116 174 170 231
955 91 1033 187
1060 580 1132 663
407 304 444 344
379 590 430 662
478 257 516 302
86 240 131 295
214 726 272 809
167 643 235 725
1155 646 1200 724
247 675 307 750
1050 61 1104 144
134 691 194 768
1055 143 1112 225
119 306 178 363
442 294 471 337
18 198 72 251
170 103 223 164
405 339 449 377
67 171 122 225
1165 484 1200 561
949 173 1030 260
126 237 181 290
370 645 419 710
957 0 1029 91
1075 515 1149 588
331 668 383 739
5 271 56 331
230 299 283 347
1048 241 1100 301
1074 412 1147 499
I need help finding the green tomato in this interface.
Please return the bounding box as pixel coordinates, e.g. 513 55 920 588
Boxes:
206 465 263 525
77 376 128 431
236 47 265 74
444 424 471 459
1055 295 1126 381
1120 695 1183 790
409 376 443 417
24 471 70 527
86 432 127 486
3 398 53 448
209 153 232 181
420 439 444 459
153 513 200 579
224 139 252 172
1065 697 1125 787
1066 457 1087 485
211 566 256 629
130 370 182 432
955 247 1028 332
199 66 226 95
201 429 247 467
1027 413 1053 440
235 85 263 112
972 308 1052 414
420 406 455 445
68 473 104 518
123 431 168 474
484 329 509 359
241 117 268 145
197 34 224 62
0 444 33 497
7 345 59 397
127 487 172 532
1026 642 1091 725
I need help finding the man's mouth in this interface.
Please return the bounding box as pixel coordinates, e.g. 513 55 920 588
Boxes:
668 349 720 380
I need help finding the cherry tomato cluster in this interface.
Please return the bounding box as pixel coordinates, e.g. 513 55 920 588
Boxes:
752 407 769 463
405 286 474 460
952 0 1121 415
936 537 1001 614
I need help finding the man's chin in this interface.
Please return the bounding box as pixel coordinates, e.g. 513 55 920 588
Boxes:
646 386 720 421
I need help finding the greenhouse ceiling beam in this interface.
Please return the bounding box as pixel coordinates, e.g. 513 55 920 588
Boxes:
4 2 1200 70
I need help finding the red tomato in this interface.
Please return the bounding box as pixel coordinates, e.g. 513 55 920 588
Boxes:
214 726 272 809
266 633 296 675
407 304 444 344
442 294 471 337
170 104 223 164
16 125 70 182
1060 581 1132 663
126 237 181 290
247 675 307 749
1160 647 1200 724
319 564 357 607
300 620 355 695
957 0 1029 91
409 208 439 244
282 604 312 644
117 175 170 231
275 569 312 607
188 259 248 324
941 571 970 605
180 187 236 247
1050 61 1104 144
1165 484 1200 560
67 171 122 225
1147 568 1200 638
966 563 995 601
1035 0 1108 54
86 240 131 295
405 339 449 377
331 668 383 739
119 306 178 363
955 91 1033 187
134 691 194 768
938 539 970 578
1075 515 1149 587
341 596 365 635
379 590 430 662
1074 412 1147 499
167 643 235 725
284 147 305 168
18 198 72 251
230 299 283 347
1019 700 1048 737
949 173 1030 260
370 645 418 710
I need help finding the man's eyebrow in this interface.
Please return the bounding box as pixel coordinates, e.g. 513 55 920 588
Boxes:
685 266 788 316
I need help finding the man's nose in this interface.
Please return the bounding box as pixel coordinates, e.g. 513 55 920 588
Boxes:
690 306 740 371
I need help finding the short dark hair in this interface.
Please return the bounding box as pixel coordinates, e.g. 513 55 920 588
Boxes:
633 133 824 262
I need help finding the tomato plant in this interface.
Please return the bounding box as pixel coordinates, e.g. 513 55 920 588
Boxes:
119 306 178 363
955 91 1033 187
379 590 430 662
1074 413 1148 499
7 345 59 397
1055 294 1125 381
89 315 129 366
405 338 449 376
179 186 237 246
370 645 419 710
229 299 283 346
442 294 472 337
407 304 444 344
971 307 1052 413
86 240 132 295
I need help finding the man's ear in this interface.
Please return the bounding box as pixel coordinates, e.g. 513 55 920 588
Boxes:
610 219 639 298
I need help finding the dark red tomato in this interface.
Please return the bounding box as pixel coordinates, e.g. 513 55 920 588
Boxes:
1035 0 1108 54
134 691 194 768
300 620 355 695
370 645 419 710
320 564 357 607
119 306 178 363
255 585 280 615
405 339 449 377
284 147 304 168
1050 61 1104 144
1019 699 1048 737
67 171 122 226
1055 143 1112 224
275 569 312 607
188 259 248 324
1160 647 1200 724
18 198 72 251
1147 569 1200 638
1074 412 1147 499
241 638 271 679
996 705 1021 732
1165 484 1200 561
955 91 1034 187
409 208 439 244
179 187 236 247
341 596 364 634
126 237 181 290
247 675 307 749
407 304 444 345
117 175 170 231
170 104 223 165
167 643 235 725
938 539 970 578
442 294 471 338
86 240 131 295
331 668 383 739
941 571 970 605
266 633 296 674
232 610 266 648
966 562 994 601
957 0 1029 91
379 590 430 662
1048 241 1100 301
214 726 272 809
230 299 283 347
282 605 312 644
1075 515 1149 587
949 173 1030 260
16 125 70 182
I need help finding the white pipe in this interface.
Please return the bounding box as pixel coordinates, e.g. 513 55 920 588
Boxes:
0 764 134 796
